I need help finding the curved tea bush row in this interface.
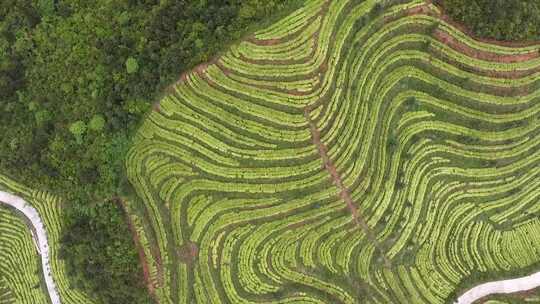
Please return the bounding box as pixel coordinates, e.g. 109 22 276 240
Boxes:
0 174 95 304
0 206 48 304
126 0 540 303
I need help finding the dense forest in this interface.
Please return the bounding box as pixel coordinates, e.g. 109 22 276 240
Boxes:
1 0 300 302
1 0 301 205
436 0 540 41
60 201 150 304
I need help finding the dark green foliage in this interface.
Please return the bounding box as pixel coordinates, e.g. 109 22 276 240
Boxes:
0 0 302 205
60 201 150 304
404 96 419 110
436 0 540 41
387 135 399 152
1 1 301 302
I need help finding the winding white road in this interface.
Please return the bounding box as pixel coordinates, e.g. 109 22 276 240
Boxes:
456 271 540 304
0 190 61 304
2 190 540 304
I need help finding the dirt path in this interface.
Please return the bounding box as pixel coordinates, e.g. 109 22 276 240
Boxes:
398 2 540 64
427 0 540 48
456 271 540 304
117 198 159 303
303 109 391 267
433 30 539 64
0 190 61 304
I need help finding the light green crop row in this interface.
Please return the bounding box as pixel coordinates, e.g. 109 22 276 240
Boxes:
0 175 96 304
0 206 49 304
124 0 540 303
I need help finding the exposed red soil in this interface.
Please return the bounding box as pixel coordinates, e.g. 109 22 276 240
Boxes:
151 244 165 288
435 51 540 79
427 0 540 48
248 38 282 46
237 47 316 66
152 101 161 113
178 241 199 265
510 288 540 298
319 59 328 73
213 10 328 95
384 3 431 23
433 30 539 63
247 0 329 47
176 57 219 86
116 198 159 303
213 61 313 96
407 3 431 16
394 2 540 64
220 65 231 77
390 3 540 80
178 72 188 83
194 62 211 76
425 59 535 96
303 108 391 268
240 2 330 67
175 0 331 98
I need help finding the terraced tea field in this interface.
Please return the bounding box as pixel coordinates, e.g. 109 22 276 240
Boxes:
0 0 539 303
0 205 48 304
0 175 95 304
124 0 540 303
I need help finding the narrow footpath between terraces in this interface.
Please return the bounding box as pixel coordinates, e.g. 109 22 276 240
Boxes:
303 109 392 268
0 190 61 304
456 271 540 304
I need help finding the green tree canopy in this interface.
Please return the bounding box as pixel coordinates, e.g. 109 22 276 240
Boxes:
436 0 540 41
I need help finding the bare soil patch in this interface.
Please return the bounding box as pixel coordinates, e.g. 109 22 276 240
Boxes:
385 3 430 23
214 61 313 96
396 2 540 64
435 51 540 79
434 30 538 63
427 0 540 48
248 37 282 46
247 0 329 47
178 241 199 264
152 101 161 113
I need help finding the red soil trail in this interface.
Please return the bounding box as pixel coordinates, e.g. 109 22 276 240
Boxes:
303 109 391 267
152 101 161 113
433 30 539 63
248 38 282 46
391 3 540 79
426 0 540 48
117 198 160 303
384 2 431 22
214 61 312 96
178 241 199 265
400 2 540 64
239 0 329 67
436 52 540 80
176 57 218 86
247 0 330 46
